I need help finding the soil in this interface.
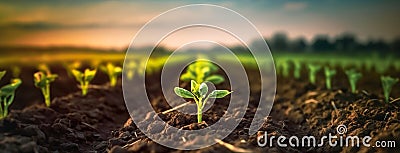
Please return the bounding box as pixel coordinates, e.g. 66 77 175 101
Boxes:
0 65 399 153
0 87 128 153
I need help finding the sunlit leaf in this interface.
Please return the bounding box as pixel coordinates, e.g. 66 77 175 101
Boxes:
191 80 198 93
199 82 208 98
208 90 232 98
0 79 22 96
71 69 83 82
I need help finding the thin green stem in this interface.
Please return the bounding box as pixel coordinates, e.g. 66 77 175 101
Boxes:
110 76 117 87
41 84 51 107
0 98 4 119
384 90 390 103
326 77 332 89
3 104 8 118
81 82 88 96
197 97 203 123
197 106 202 123
3 97 8 118
350 81 356 93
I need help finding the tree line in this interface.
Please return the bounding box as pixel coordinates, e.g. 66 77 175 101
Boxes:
265 33 400 53
229 32 400 55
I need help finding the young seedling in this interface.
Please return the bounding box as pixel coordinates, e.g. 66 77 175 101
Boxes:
125 61 137 80
345 69 362 94
0 71 22 119
324 67 336 90
293 61 301 79
71 69 97 96
34 71 57 107
180 60 225 85
280 60 290 78
100 63 122 87
307 64 321 85
174 80 231 123
381 76 399 103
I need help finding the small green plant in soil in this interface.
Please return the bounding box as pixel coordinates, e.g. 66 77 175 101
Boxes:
293 61 301 79
100 63 122 87
34 71 57 107
0 71 22 119
381 76 399 103
324 67 336 90
345 69 362 94
71 69 97 96
307 64 321 85
174 80 232 123
180 60 225 85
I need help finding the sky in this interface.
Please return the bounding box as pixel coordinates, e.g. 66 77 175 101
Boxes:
0 0 399 49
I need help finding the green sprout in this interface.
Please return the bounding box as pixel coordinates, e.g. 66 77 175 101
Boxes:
324 67 336 90
100 63 122 87
0 71 22 119
381 76 399 103
307 64 321 85
125 61 137 80
345 69 362 94
280 60 290 78
174 80 232 123
34 71 57 107
180 60 224 85
71 69 97 96
293 61 301 79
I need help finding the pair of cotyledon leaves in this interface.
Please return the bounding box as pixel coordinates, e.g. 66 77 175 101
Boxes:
71 69 97 84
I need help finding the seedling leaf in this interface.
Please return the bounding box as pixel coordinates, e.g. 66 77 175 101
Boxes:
72 68 96 96
0 79 22 96
199 83 208 98
84 69 97 82
345 69 362 93
71 69 83 82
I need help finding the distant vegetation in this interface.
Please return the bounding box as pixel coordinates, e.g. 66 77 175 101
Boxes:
0 32 398 66
225 32 400 56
